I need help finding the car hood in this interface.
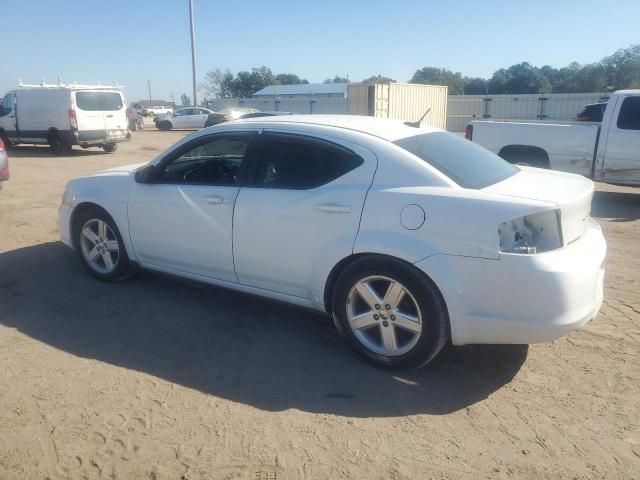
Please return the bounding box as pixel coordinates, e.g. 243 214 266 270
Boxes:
95 162 147 176
483 166 594 244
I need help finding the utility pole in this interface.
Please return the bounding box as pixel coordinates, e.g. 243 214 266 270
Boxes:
188 0 197 106
147 80 152 101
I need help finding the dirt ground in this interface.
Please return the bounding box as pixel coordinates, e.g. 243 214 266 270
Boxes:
0 124 639 480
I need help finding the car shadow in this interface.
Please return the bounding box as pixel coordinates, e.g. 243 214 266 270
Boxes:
0 242 527 417
6 145 108 158
591 190 640 222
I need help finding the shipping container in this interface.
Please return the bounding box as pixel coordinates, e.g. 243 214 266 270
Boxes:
347 82 448 129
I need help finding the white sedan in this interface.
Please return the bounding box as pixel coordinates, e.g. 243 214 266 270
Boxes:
155 107 213 130
59 115 606 369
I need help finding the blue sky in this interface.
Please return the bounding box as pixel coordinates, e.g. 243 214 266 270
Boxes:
2 0 638 102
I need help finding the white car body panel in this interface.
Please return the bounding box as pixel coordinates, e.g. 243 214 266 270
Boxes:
59 115 607 346
470 121 600 177
469 90 640 186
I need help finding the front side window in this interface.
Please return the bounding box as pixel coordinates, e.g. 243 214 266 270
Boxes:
394 132 518 189
256 138 363 189
75 92 123 111
0 94 12 116
176 109 193 116
617 96 640 130
159 135 250 185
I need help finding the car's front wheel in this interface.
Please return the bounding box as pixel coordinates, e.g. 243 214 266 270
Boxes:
74 208 132 281
332 256 449 370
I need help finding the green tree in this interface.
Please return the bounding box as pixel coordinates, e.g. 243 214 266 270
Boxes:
203 68 234 98
275 73 309 85
230 66 277 97
463 77 488 95
362 75 396 83
180 93 191 105
602 44 640 90
323 75 350 84
410 67 465 94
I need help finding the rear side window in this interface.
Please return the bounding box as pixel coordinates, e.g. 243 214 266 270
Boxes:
256 137 363 189
394 132 518 189
617 96 640 130
75 92 123 111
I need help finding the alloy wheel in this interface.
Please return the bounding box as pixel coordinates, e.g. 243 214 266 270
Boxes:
79 219 120 274
346 275 422 357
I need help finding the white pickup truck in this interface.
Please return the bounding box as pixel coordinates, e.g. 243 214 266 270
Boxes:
467 90 640 186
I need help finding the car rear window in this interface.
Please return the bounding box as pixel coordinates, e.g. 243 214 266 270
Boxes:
75 92 123 111
393 132 518 189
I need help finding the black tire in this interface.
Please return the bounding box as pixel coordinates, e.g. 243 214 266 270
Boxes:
129 119 138 132
103 143 118 153
158 120 172 131
332 255 449 370
49 132 72 155
73 207 133 282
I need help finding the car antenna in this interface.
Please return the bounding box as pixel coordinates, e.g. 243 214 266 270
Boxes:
404 108 431 128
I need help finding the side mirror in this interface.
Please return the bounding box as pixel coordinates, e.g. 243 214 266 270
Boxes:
135 164 156 183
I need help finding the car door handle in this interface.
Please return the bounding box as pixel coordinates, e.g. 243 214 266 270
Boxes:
201 195 229 205
315 203 351 213
106 114 114 118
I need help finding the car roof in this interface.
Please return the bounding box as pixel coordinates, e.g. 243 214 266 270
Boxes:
236 114 440 141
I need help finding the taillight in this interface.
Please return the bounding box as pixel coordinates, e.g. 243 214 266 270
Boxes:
465 124 473 140
0 137 4 151
68 109 78 130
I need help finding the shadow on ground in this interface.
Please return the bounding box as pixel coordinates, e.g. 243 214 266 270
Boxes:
592 190 640 222
6 145 107 158
0 242 527 417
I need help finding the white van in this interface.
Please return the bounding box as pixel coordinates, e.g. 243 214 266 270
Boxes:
0 84 130 154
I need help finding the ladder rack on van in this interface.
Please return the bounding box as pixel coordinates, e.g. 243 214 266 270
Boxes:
17 80 124 90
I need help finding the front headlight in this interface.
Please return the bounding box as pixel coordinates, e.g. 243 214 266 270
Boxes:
499 209 563 254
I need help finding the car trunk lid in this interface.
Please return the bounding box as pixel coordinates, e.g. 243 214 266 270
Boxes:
483 166 594 245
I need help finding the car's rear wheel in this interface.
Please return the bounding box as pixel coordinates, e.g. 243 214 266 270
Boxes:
332 256 449 370
74 208 132 281
158 120 172 131
49 132 72 155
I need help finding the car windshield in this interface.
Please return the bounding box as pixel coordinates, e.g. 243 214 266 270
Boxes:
75 92 123 111
394 131 518 189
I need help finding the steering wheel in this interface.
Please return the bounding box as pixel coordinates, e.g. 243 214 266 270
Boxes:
183 165 209 182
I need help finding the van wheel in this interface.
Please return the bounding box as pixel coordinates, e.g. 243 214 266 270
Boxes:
49 133 72 155
103 143 118 153
332 256 450 370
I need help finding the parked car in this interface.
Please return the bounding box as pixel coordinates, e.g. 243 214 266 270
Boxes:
0 84 129 154
204 108 260 127
155 107 213 130
238 111 294 119
0 136 8 190
576 102 607 122
59 115 606 369
142 105 173 116
467 90 640 186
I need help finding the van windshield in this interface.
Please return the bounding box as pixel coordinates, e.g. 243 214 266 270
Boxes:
394 132 518 189
75 92 123 111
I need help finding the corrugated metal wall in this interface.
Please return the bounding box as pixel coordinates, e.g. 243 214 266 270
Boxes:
446 92 611 132
205 97 348 114
383 83 448 129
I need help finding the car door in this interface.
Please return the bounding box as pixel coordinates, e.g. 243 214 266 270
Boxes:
171 109 192 129
601 95 640 184
0 93 17 141
128 132 256 282
73 91 108 139
233 132 377 299
190 109 209 129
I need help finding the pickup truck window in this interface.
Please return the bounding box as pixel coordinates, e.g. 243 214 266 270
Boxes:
394 132 518 189
617 96 640 130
